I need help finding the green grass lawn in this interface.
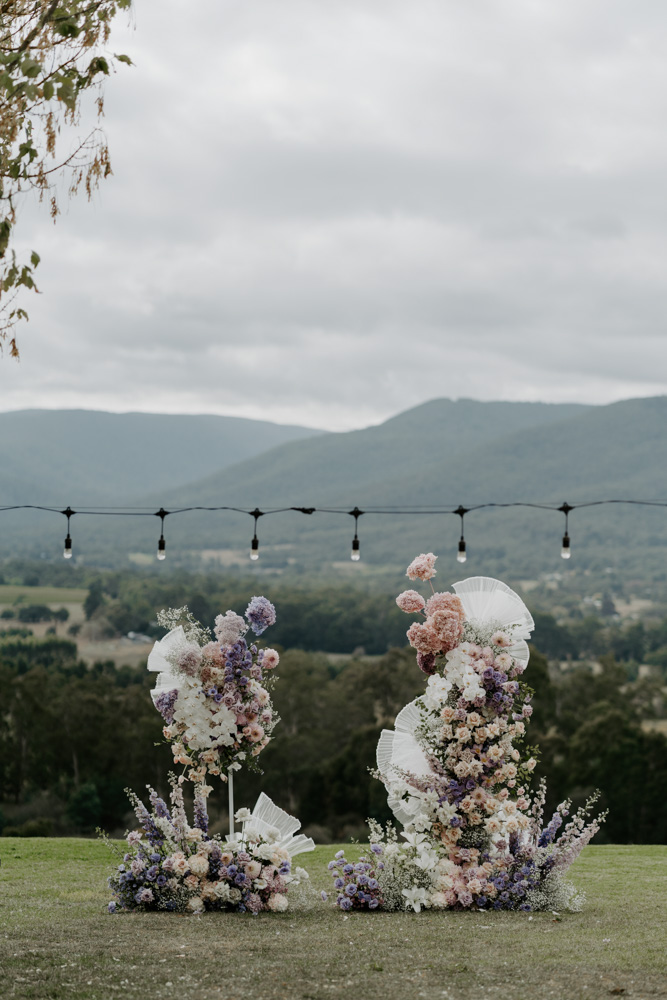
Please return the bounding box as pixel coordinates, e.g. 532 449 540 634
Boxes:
0 839 665 1000
0 585 87 606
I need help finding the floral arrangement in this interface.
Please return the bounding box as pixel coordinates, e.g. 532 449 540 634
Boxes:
148 598 280 785
323 848 384 910
105 775 310 914
326 555 606 914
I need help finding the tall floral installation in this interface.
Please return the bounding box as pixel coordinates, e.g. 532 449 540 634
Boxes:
105 597 315 914
326 554 605 914
148 598 280 784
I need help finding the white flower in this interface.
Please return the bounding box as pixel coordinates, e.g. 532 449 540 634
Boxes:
234 808 252 823
267 893 289 912
213 881 231 900
412 813 433 833
402 887 428 913
187 896 204 913
424 673 452 711
253 843 276 861
295 867 309 881
188 854 209 876
229 888 242 902
401 830 428 849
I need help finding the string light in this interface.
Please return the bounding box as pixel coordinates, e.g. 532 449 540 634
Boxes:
559 502 573 560
156 508 168 561
349 507 363 561
454 505 468 563
249 508 263 561
62 506 74 559
2 498 666 564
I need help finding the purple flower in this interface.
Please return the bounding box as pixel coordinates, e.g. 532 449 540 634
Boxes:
154 688 178 724
245 596 277 636
417 652 437 675
368 879 379 890
370 844 382 855
107 901 117 914
369 899 379 909
320 890 328 901
344 884 357 896
334 878 344 889
339 897 352 911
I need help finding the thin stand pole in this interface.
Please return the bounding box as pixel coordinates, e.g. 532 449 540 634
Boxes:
228 769 235 841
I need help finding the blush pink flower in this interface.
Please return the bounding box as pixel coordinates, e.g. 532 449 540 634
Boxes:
425 592 465 620
244 723 265 743
406 552 438 581
261 648 280 670
429 609 464 651
491 630 512 647
396 590 426 614
406 621 441 654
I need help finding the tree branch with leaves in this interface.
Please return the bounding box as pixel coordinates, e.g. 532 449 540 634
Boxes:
0 0 132 357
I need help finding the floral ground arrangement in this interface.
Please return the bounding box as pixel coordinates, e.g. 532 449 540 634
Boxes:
325 558 606 915
104 777 310 914
1 839 665 1000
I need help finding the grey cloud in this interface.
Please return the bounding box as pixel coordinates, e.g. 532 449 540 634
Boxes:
2 0 667 430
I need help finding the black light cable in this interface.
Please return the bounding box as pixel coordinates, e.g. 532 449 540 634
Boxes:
3 497 667 563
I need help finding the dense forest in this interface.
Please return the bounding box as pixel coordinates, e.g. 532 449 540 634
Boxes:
1 567 666 844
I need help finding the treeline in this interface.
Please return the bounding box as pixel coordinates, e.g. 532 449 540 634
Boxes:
1 634 665 843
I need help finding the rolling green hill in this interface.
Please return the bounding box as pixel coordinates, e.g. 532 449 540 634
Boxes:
0 409 323 504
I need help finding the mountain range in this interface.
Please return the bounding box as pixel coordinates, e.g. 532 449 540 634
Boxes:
2 397 667 583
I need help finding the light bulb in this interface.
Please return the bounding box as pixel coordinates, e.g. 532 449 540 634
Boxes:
157 537 166 561
457 539 467 564
561 533 571 559
351 538 360 561
63 535 72 560
250 537 259 561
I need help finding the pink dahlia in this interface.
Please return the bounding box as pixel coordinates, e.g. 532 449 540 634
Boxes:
396 590 426 614
406 552 438 581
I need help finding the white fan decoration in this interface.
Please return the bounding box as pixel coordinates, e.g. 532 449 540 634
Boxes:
377 576 534 826
146 626 188 702
452 576 534 639
244 792 316 858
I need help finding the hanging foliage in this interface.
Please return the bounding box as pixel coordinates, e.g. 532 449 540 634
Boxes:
0 0 133 357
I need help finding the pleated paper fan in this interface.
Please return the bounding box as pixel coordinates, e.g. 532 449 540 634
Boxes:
376 700 431 784
249 792 315 857
453 576 534 640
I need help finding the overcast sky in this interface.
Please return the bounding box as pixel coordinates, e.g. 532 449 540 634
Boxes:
2 0 667 431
